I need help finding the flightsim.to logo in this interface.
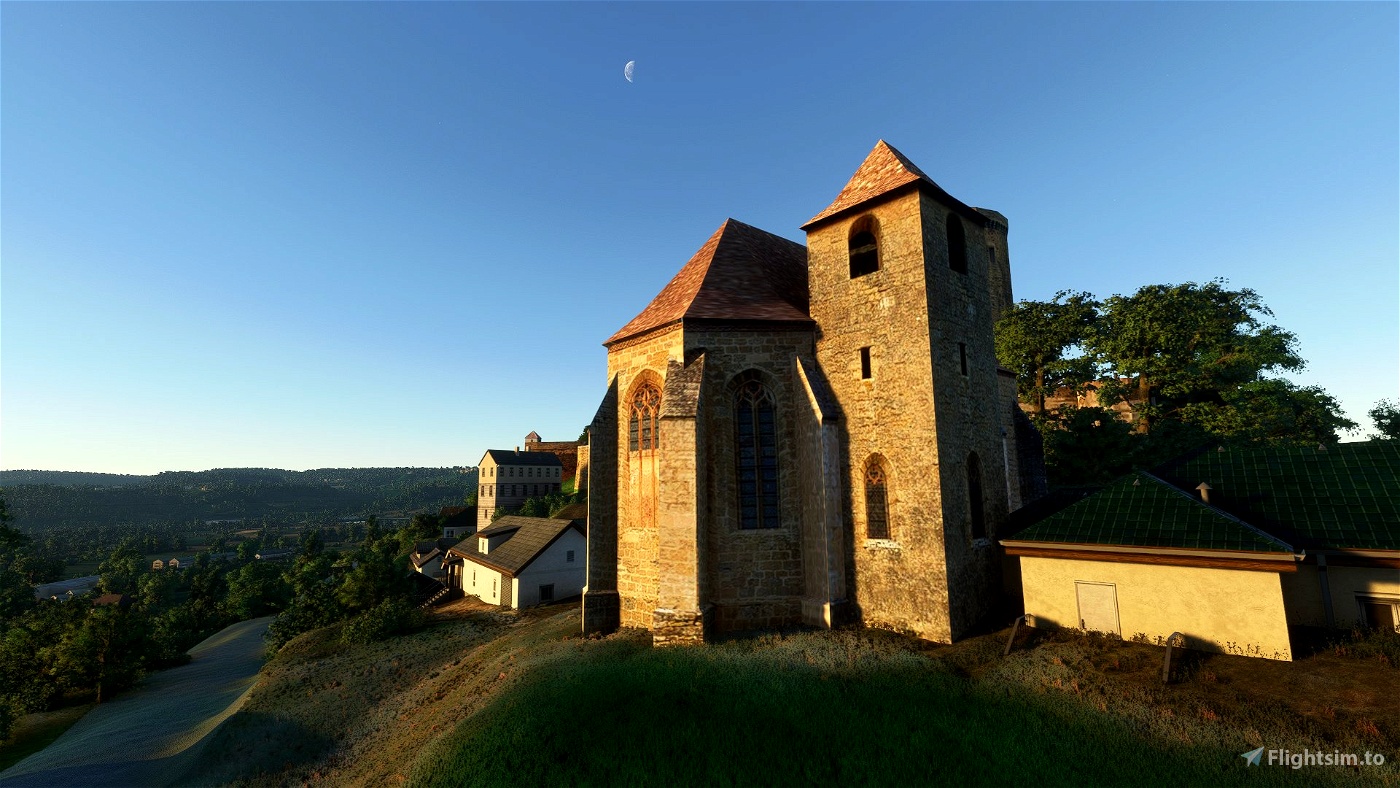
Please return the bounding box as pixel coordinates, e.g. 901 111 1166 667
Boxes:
1241 746 1387 769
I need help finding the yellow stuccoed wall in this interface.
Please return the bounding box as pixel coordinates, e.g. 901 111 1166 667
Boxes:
1019 556 1295 661
1282 565 1400 627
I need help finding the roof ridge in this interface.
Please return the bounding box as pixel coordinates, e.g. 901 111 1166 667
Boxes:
801 140 981 230
1137 471 1295 552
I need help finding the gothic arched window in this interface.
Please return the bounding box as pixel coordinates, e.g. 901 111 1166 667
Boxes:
629 383 661 452
848 216 880 278
946 213 967 274
735 374 779 529
968 452 986 540
865 457 890 539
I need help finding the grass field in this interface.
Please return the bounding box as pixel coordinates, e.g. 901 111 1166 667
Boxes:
0 706 92 773
186 604 1397 787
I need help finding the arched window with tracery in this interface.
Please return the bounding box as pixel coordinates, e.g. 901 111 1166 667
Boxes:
865 457 890 539
628 383 661 452
734 373 780 529
968 452 986 540
848 216 880 278
946 213 967 274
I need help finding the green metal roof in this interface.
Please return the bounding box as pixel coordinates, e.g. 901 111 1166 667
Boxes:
1010 472 1293 553
1159 440 1400 551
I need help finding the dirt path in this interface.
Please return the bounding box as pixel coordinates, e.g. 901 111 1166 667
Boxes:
0 616 273 788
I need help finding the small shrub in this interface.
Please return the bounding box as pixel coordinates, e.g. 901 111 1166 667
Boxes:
1329 627 1400 668
341 598 425 645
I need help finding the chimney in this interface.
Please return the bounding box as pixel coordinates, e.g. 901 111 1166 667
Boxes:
1196 482 1212 504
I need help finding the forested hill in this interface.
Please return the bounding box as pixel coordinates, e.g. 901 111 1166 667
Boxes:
0 467 479 531
0 470 154 487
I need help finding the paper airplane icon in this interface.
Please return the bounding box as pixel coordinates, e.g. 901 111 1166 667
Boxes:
1241 746 1265 766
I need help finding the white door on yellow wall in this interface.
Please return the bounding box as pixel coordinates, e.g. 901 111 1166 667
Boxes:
1075 581 1120 635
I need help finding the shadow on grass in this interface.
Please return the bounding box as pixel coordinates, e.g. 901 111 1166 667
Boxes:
409 632 1379 788
0 711 332 788
168 711 335 787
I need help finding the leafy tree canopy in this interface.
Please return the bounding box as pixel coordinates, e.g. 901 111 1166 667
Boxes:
998 280 1358 486
1370 400 1400 440
994 290 1099 414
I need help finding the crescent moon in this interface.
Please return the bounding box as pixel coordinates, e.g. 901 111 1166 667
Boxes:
624 60 635 83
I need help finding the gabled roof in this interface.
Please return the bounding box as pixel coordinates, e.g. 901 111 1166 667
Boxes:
411 547 440 569
447 515 583 577
1009 472 1293 554
605 219 810 346
1156 441 1400 551
479 450 563 467
801 140 982 230
525 431 541 440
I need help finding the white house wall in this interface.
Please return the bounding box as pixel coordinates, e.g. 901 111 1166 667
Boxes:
515 530 587 608
462 559 509 605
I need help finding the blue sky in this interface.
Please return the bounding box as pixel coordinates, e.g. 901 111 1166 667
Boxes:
3 2 1396 474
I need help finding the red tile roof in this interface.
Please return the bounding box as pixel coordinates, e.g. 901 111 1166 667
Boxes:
605 219 810 346
801 140 978 229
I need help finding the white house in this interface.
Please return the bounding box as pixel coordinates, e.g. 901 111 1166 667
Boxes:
410 537 461 582
444 515 586 608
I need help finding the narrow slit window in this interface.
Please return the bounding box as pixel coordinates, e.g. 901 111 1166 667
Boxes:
860 347 872 379
959 343 968 376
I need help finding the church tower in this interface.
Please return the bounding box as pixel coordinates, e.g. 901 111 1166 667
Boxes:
801 141 1014 641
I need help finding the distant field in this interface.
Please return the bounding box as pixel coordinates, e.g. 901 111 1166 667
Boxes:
186 606 1397 787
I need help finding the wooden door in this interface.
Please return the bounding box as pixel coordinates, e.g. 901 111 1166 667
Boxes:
1076 581 1120 635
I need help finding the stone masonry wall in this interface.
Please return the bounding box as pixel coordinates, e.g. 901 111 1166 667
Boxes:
806 189 954 642
919 192 1011 639
606 325 685 629
686 327 814 632
574 443 590 492
582 378 619 635
524 440 579 482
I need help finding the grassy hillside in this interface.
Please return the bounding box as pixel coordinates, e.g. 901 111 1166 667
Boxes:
187 606 1397 787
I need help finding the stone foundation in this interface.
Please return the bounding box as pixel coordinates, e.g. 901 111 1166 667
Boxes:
652 606 710 646
582 589 620 636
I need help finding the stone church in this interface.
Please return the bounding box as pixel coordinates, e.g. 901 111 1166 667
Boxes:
582 141 1041 645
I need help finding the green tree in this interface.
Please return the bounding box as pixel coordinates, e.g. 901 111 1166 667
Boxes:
1178 380 1356 445
994 291 1100 414
1035 408 1139 487
54 604 147 703
96 540 144 596
1370 399 1400 439
1093 280 1304 429
0 494 38 619
299 527 325 558
224 561 290 620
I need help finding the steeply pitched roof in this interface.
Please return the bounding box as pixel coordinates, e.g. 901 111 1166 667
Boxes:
605 219 810 346
480 450 563 467
1010 472 1293 553
1157 441 1400 551
448 516 582 576
525 431 541 440
801 140 981 230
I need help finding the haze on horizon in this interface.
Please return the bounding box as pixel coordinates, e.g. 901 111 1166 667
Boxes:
3 3 1396 475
